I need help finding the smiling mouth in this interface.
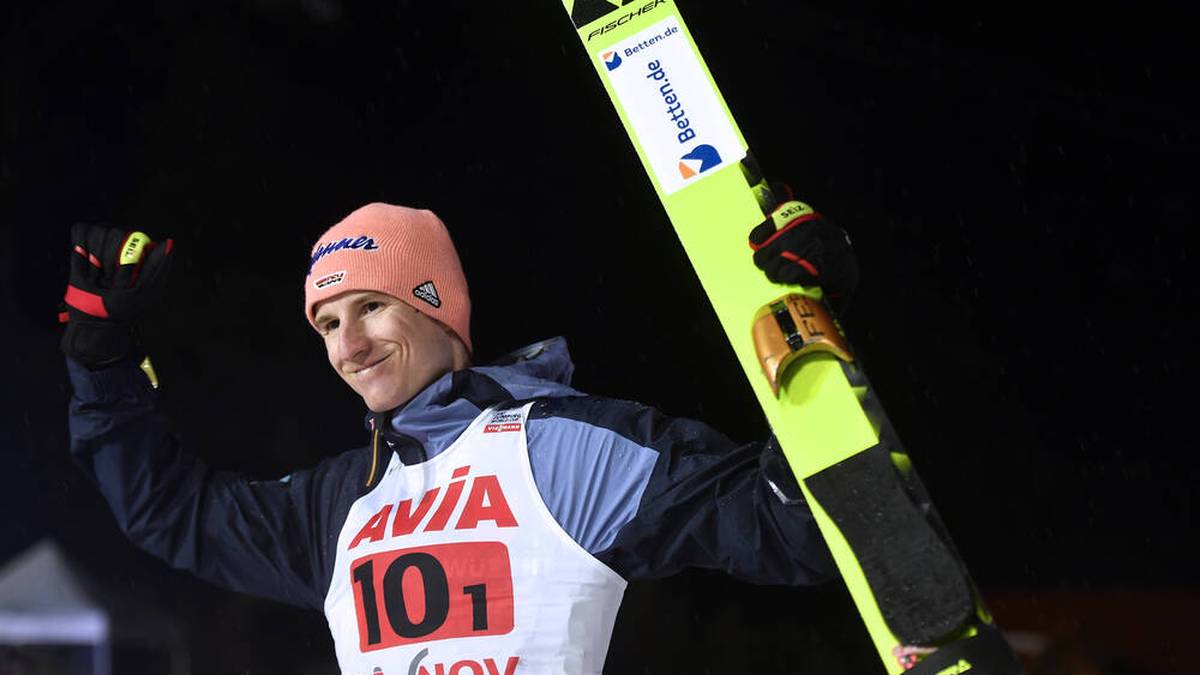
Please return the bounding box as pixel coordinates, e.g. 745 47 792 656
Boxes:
347 352 392 377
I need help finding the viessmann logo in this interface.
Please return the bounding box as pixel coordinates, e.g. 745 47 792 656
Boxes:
313 270 346 290
483 410 523 434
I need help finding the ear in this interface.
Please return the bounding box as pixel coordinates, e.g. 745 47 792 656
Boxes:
447 330 472 369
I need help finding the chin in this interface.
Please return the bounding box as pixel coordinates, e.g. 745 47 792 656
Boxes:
364 397 395 413
363 390 410 413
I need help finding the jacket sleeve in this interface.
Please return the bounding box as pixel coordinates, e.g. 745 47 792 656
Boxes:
528 396 835 586
66 356 362 610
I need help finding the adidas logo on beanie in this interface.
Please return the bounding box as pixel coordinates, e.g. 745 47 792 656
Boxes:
411 281 441 308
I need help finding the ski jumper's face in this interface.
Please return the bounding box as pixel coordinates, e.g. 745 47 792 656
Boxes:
314 290 469 412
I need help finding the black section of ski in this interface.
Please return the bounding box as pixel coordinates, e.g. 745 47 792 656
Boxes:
571 0 626 27
905 625 1025 675
806 443 975 644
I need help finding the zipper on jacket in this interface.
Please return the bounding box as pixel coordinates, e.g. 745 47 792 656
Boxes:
365 426 380 488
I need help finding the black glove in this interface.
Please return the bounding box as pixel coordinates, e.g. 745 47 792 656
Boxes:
60 223 174 369
748 190 858 315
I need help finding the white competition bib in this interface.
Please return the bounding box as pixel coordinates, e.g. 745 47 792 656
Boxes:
324 403 627 675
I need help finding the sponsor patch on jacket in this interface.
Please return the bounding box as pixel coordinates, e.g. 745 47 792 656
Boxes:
313 270 346 290
483 410 522 433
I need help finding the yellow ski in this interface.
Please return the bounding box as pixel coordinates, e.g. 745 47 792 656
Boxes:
556 2 1024 672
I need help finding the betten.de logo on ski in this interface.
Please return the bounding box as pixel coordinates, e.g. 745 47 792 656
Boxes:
598 14 744 194
642 57 722 180
678 144 721 179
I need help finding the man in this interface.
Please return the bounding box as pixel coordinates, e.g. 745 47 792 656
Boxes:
63 200 857 673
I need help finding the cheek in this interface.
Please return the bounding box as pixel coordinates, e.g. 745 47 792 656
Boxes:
323 336 340 369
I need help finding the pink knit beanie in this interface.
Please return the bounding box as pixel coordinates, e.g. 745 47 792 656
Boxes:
305 203 472 353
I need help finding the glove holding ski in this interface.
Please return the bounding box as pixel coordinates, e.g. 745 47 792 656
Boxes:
60 223 174 369
748 193 859 315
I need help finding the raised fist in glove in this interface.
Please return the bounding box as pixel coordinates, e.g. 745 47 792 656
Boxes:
748 191 859 314
61 224 174 369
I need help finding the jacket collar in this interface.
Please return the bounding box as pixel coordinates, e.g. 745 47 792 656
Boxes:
369 337 579 464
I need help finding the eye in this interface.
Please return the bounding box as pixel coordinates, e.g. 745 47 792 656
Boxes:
319 318 340 335
362 300 383 315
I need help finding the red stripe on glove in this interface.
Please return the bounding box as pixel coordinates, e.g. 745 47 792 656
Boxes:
780 251 820 277
74 245 103 268
748 213 821 251
64 285 108 319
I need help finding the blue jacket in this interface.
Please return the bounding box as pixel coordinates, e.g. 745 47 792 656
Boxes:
67 337 833 611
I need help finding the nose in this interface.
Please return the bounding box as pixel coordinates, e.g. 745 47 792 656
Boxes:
338 316 372 365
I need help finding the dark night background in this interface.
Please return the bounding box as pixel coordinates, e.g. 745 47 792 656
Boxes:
1 1 1195 673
